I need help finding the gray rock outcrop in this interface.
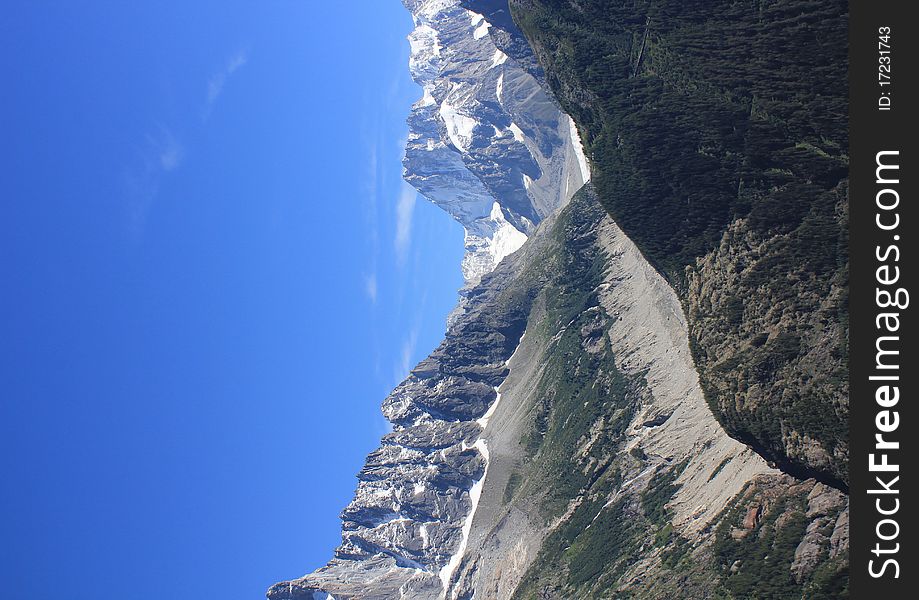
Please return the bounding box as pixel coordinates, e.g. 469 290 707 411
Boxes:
401 0 588 285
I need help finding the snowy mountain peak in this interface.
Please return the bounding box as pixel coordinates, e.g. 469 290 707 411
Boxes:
401 0 588 286
267 3 592 598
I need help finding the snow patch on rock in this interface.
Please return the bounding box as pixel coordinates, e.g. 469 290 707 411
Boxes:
461 202 528 283
568 116 590 183
439 97 477 152
402 0 589 287
473 19 491 40
439 438 488 595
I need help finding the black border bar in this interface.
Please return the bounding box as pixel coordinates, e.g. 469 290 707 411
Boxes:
849 0 917 595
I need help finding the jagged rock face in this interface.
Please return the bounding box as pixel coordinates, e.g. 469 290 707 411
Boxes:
268 5 588 595
402 0 588 284
268 2 849 599
267 183 543 600
458 0 546 84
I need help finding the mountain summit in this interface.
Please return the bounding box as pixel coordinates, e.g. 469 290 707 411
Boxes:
270 1 849 597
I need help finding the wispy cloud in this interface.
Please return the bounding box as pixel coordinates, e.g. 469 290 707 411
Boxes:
364 137 380 249
396 325 420 383
123 169 158 240
374 414 394 437
154 128 184 171
359 126 383 309
394 181 416 265
123 126 184 239
364 272 378 304
122 47 250 240
204 49 249 119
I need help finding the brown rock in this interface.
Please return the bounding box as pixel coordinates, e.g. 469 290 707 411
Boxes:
806 482 845 518
743 505 762 530
731 527 750 541
830 505 849 559
791 518 831 583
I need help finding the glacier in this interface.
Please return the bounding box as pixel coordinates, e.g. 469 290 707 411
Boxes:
401 0 588 286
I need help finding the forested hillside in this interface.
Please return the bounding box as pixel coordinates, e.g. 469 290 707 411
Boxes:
509 0 849 490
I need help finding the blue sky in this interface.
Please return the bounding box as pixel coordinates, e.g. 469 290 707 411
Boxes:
1 3 464 598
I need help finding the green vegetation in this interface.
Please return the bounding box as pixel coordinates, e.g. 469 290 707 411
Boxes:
710 484 848 599
510 0 849 489
708 456 732 482
513 424 703 599
805 557 850 599
503 471 522 504
478 1 854 597
515 193 642 516
513 493 643 598
713 494 808 599
641 459 687 525
500 191 648 598
489 172 849 600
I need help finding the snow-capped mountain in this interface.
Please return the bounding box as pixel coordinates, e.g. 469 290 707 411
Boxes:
266 2 848 599
401 0 589 284
267 3 591 597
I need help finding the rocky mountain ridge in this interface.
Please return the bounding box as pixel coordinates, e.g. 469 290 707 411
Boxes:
269 2 590 595
401 0 588 285
268 1 850 598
